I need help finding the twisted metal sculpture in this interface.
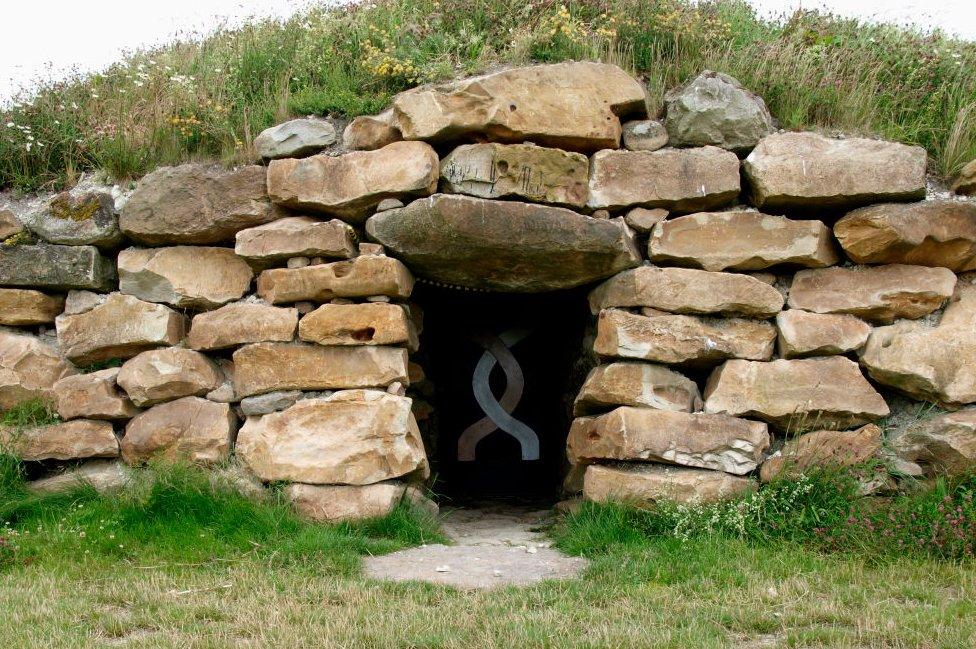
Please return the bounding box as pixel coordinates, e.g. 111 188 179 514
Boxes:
457 328 540 461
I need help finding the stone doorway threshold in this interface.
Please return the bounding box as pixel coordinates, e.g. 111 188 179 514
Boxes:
363 505 589 590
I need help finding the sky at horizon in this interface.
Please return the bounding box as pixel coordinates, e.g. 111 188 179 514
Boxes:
1 0 974 103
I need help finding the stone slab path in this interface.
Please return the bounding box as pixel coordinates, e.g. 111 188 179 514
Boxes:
363 505 589 590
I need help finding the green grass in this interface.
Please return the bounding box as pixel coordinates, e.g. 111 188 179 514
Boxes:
2 0 974 192
0 399 60 429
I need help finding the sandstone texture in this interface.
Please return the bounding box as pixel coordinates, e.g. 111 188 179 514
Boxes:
234 216 356 265
121 164 281 245
892 409 976 477
56 293 185 365
787 264 956 323
233 342 409 398
593 309 776 365
267 141 438 222
29 460 131 494
0 328 76 410
743 132 927 211
342 111 401 151
648 210 839 271
623 207 668 233
0 289 64 325
118 246 254 310
391 61 645 153
589 266 784 317
298 303 417 348
256 255 414 304
117 347 222 407
237 390 427 484
568 407 769 474
366 194 640 292
253 118 337 159
439 143 588 207
951 159 976 195
186 302 298 351
859 281 976 406
759 424 882 482
0 209 23 239
22 191 122 248
587 147 741 213
286 482 434 523
775 309 872 358
663 70 773 153
121 397 236 465
584 464 757 504
573 361 702 416
704 357 889 432
52 368 139 421
833 200 976 271
621 120 668 151
0 243 116 291
1 419 118 461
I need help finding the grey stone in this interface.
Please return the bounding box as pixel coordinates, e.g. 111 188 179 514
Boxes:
0 243 116 291
253 118 337 159
240 390 302 416
22 191 122 248
664 70 773 153
621 120 668 151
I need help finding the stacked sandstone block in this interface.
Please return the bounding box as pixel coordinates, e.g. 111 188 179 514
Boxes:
2 61 975 518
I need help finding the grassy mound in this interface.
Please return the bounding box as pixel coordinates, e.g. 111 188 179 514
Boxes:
1 0 974 192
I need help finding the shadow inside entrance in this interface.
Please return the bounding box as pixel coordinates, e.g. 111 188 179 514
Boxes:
412 283 590 504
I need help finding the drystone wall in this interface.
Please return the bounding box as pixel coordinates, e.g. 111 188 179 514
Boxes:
2 61 976 521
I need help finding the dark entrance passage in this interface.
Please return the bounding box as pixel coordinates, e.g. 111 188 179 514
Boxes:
413 284 590 503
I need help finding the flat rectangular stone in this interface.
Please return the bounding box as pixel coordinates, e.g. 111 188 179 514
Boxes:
0 419 119 461
0 243 116 291
584 464 757 504
234 216 357 265
0 288 64 325
298 303 417 348
233 342 409 398
256 256 414 304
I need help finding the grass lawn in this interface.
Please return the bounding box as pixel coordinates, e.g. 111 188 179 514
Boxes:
1 462 975 648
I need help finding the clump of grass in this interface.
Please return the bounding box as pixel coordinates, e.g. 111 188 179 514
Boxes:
0 460 444 573
0 399 60 429
1 0 974 192
555 466 976 562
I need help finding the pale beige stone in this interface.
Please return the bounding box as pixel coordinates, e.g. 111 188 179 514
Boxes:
56 293 185 365
573 361 701 416
287 482 436 523
0 328 76 409
120 164 282 245
0 419 118 461
589 266 784 317
236 390 428 484
118 246 253 310
859 281 976 406
256 255 414 304
116 347 222 407
787 264 956 323
298 303 417 348
233 342 409 398
593 309 776 366
0 289 64 325
648 210 838 271
0 209 24 240
703 357 889 433
892 409 976 477
834 200 976 271
343 111 402 151
775 309 871 358
759 424 882 482
439 143 588 208
743 132 927 210
587 147 741 213
951 159 976 196
234 216 356 266
186 302 298 351
52 368 139 421
584 464 757 504
392 61 646 153
567 407 769 475
121 396 236 465
267 141 438 222
29 460 131 494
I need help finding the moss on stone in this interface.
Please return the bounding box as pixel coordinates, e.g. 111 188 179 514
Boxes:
47 193 101 222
